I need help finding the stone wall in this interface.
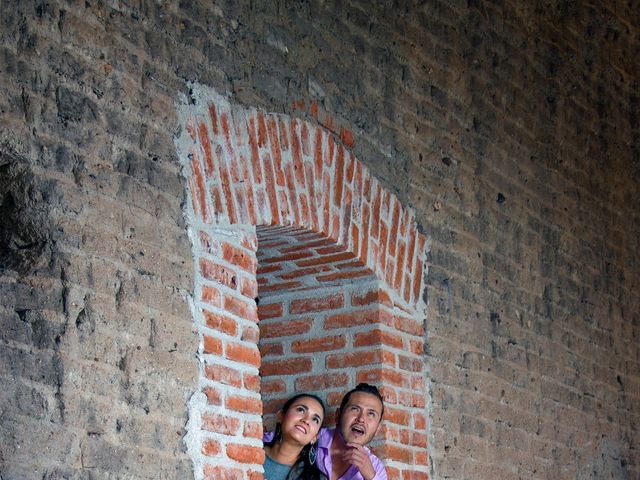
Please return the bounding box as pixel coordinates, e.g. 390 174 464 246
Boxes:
1 1 638 479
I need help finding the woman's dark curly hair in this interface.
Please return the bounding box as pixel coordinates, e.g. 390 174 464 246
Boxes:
264 393 326 480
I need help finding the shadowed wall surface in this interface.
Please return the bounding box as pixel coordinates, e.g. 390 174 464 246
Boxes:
0 1 638 479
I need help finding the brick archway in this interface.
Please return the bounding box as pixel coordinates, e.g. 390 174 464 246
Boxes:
176 86 429 480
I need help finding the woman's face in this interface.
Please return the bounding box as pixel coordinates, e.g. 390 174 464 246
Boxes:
279 396 324 447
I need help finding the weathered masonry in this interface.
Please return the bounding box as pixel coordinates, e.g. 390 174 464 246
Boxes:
176 87 429 479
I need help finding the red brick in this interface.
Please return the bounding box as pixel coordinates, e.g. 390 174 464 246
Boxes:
190 151 210 223
202 439 221 456
227 443 265 464
384 406 411 425
409 339 423 355
378 385 398 405
201 285 222 307
208 103 219 135
198 121 214 176
414 412 426 429
411 431 428 448
224 295 257 321
388 199 400 257
203 386 222 405
284 162 300 225
267 116 285 186
200 258 237 289
257 111 267 147
262 153 280 224
399 354 423 372
261 379 286 394
402 470 429 480
313 126 323 179
204 465 243 480
414 450 429 466
203 309 238 336
244 420 263 440
394 242 406 291
326 350 395 369
295 372 350 391
226 341 260 367
290 118 305 185
279 191 292 227
353 329 404 349
316 269 372 282
257 263 282 274
394 315 423 336
259 279 303 293
222 242 257 274
334 144 345 206
202 412 240 435
278 118 289 150
216 144 237 224
290 293 344 314
259 342 284 357
260 357 312 376
350 224 360 258
248 470 263 480
304 162 318 231
386 466 401 480
211 183 225 216
203 334 223 355
292 335 346 353
371 184 381 240
296 252 355 267
247 117 263 183
356 368 409 388
220 113 236 173
340 127 355 148
361 201 370 264
324 309 379 329
277 265 332 280
322 173 331 236
382 444 413 464
226 395 262 414
204 364 242 388
260 318 313 338
379 223 389 275
257 302 283 319
244 372 260 392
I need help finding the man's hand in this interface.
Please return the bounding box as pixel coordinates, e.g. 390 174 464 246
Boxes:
343 442 376 480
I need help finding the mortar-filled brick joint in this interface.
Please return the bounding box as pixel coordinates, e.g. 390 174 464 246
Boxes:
176 86 429 480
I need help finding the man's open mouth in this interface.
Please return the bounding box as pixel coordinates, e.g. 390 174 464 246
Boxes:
350 425 365 436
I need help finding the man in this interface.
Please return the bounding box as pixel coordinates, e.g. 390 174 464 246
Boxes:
315 383 387 480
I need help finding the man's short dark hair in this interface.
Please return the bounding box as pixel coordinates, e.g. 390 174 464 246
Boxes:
338 383 384 418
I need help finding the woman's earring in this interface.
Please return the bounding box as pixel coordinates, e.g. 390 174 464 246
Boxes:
309 443 317 465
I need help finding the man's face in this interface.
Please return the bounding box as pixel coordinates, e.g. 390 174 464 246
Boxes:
336 391 383 445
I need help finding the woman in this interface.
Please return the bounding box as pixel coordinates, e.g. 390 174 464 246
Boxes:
263 393 327 480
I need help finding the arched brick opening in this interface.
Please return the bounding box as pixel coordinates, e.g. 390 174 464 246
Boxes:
176 86 429 480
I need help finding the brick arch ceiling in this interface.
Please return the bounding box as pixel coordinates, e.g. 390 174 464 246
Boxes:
177 86 430 480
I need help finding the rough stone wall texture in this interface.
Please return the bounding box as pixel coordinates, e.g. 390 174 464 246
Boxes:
0 1 638 480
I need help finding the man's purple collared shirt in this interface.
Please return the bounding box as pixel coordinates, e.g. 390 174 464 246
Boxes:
316 427 387 480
